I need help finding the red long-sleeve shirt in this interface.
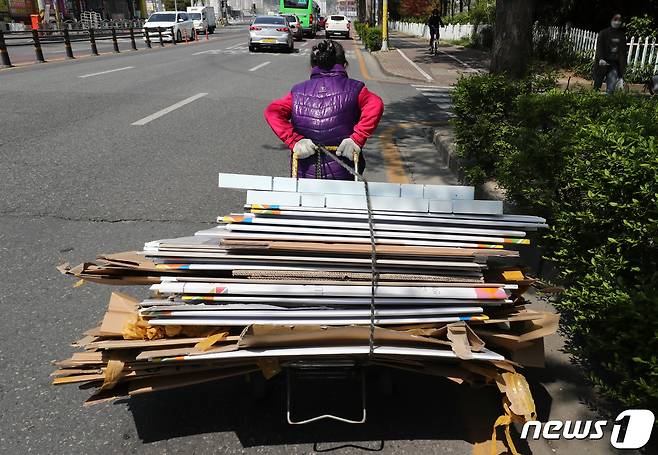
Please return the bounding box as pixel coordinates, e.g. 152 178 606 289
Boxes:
264 86 384 150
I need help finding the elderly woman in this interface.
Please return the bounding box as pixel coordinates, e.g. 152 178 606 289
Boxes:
264 40 384 180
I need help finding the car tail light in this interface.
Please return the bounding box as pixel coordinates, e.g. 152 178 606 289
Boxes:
276 27 289 32
249 26 261 30
309 14 313 24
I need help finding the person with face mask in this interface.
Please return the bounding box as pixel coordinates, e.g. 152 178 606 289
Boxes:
593 14 627 94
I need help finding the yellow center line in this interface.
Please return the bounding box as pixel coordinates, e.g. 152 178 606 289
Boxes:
377 120 451 184
353 45 372 81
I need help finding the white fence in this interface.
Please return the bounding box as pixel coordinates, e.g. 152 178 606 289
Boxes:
390 21 476 42
542 25 658 72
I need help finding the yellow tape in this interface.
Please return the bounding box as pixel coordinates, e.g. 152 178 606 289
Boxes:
490 402 520 455
194 332 228 352
101 359 125 391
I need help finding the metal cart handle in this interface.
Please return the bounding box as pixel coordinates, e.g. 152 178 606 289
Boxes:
285 367 367 425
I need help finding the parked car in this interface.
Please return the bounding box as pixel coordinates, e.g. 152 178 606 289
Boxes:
318 16 326 29
249 15 294 53
143 11 195 42
283 14 303 41
325 14 350 39
187 6 217 34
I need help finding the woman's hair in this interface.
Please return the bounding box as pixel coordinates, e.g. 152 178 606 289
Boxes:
310 40 348 70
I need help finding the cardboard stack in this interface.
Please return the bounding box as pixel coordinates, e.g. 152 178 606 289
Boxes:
54 173 557 419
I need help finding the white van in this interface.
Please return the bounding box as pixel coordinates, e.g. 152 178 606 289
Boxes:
186 6 217 34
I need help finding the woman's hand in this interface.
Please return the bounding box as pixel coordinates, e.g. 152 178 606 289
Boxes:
336 138 361 158
293 139 318 159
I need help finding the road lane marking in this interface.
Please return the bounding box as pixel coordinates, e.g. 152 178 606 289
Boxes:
299 42 308 47
436 48 477 71
248 61 270 72
353 46 372 80
396 48 433 81
131 93 208 126
226 42 246 49
78 66 134 78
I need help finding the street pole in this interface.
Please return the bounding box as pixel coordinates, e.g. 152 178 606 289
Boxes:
174 0 178 11
380 0 388 51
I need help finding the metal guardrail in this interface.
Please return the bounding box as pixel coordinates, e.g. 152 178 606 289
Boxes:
0 25 185 67
4 19 145 32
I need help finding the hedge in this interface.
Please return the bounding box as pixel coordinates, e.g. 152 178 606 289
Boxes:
353 22 382 52
453 73 658 412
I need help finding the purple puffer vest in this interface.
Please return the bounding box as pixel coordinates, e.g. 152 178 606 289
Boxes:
291 64 365 180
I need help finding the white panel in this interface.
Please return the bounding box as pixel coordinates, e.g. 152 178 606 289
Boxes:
326 195 430 212
297 179 366 195
300 193 326 207
423 184 475 200
246 190 301 206
400 183 424 199
218 173 272 190
453 199 503 215
272 177 298 192
428 200 454 213
368 182 401 197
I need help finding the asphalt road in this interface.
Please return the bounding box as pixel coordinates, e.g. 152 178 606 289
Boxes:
0 26 513 454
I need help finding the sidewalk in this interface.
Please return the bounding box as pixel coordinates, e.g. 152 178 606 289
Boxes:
372 31 489 84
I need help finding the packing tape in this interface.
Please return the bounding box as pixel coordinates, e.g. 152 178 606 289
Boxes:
194 332 228 352
101 359 125 391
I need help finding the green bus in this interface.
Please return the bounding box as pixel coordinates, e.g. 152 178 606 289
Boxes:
279 0 320 37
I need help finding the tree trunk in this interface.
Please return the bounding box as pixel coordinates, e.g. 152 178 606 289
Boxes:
358 0 366 22
490 0 536 79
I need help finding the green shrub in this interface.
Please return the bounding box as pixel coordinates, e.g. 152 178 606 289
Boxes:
626 14 657 38
353 22 382 52
624 65 656 84
451 72 557 185
453 73 658 411
365 26 382 51
445 12 471 25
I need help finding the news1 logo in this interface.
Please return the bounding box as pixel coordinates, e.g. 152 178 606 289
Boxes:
520 409 655 449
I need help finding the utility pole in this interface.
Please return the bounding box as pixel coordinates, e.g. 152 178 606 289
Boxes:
380 0 388 51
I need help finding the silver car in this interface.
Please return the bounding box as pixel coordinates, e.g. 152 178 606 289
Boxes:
283 14 303 41
249 15 294 53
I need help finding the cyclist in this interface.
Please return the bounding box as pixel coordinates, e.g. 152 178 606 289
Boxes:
426 8 444 53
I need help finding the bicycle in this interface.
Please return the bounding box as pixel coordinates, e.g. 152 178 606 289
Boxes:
429 28 439 55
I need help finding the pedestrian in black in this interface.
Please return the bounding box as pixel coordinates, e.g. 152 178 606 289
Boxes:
593 13 627 94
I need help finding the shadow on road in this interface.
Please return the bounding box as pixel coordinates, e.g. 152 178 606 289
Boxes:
126 366 540 451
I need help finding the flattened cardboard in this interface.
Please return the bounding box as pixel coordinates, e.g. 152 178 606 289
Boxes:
99 292 140 337
238 324 452 349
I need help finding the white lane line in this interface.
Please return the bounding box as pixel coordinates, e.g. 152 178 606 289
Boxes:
226 42 246 49
299 42 309 47
248 61 271 72
131 93 208 126
437 48 475 70
396 49 433 82
78 66 134 78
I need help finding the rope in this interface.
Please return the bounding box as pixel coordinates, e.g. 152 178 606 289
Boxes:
291 146 379 357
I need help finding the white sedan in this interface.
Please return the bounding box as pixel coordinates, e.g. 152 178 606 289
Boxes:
143 11 196 43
